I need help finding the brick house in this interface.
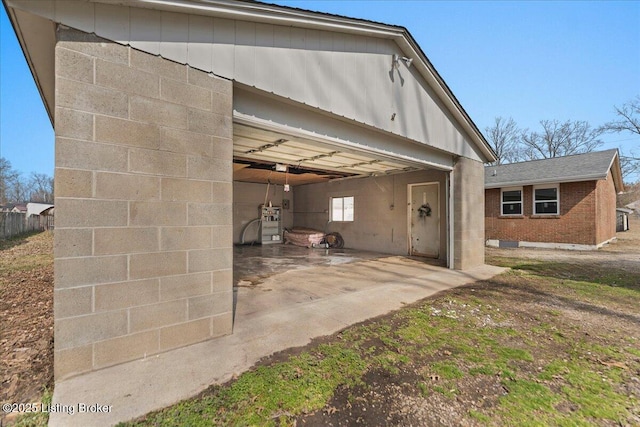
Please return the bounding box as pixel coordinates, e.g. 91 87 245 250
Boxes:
485 149 623 250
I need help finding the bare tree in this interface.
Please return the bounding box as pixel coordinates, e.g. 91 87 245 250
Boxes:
601 96 640 135
619 155 640 184
600 96 640 183
5 175 31 204
29 172 54 203
485 117 521 165
520 120 604 160
0 158 20 205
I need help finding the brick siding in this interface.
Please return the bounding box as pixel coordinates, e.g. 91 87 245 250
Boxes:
485 176 617 246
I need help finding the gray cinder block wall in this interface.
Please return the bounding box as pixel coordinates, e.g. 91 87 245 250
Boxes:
453 157 485 269
53 27 233 380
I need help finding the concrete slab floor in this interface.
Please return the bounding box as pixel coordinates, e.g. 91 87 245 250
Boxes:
49 250 505 427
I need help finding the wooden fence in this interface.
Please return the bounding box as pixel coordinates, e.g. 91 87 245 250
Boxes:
0 212 53 239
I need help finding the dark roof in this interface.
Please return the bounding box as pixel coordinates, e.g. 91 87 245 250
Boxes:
485 149 622 191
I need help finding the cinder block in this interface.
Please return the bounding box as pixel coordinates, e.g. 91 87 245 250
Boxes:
54 228 93 258
56 137 128 172
55 310 128 350
187 203 232 226
211 92 233 116
55 255 128 288
55 168 93 198
160 226 211 251
129 148 187 177
160 128 213 157
55 108 93 141
129 299 187 333
211 182 232 204
211 311 233 337
93 330 160 368
94 279 159 312
56 77 129 118
54 345 93 380
54 287 93 319
187 108 232 137
95 172 160 201
130 95 188 130
160 77 211 111
160 272 212 301
187 68 232 96
211 225 233 248
95 115 161 149
129 201 187 226
130 49 187 82
94 227 159 255
161 178 211 203
211 136 234 159
57 28 128 64
187 156 232 181
55 47 94 83
55 198 128 228
159 318 211 351
96 58 160 98
129 251 187 279
188 291 232 320
211 269 232 293
188 248 232 273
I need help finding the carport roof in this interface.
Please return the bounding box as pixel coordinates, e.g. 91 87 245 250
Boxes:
4 0 497 164
484 149 624 192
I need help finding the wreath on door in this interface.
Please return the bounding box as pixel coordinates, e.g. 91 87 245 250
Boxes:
418 203 432 218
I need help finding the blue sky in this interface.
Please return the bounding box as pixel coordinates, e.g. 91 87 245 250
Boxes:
1 1 639 181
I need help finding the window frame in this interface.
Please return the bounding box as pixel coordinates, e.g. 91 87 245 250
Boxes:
533 184 560 215
500 187 523 216
330 196 354 222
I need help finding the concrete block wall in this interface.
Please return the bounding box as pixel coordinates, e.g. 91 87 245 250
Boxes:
54 27 233 380
453 157 485 270
293 170 447 258
485 180 605 246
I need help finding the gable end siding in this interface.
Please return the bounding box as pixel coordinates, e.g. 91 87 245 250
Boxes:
8 0 486 162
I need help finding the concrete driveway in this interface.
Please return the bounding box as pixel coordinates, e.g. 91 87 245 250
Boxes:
50 255 504 426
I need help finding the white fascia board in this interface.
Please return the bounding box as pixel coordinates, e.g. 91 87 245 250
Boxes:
485 174 608 189
607 150 624 192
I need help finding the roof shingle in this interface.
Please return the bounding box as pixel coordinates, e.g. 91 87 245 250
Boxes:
485 149 619 189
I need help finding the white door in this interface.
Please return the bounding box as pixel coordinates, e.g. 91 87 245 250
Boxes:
409 183 440 258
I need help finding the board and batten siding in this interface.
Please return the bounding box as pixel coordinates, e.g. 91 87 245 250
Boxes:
10 0 481 161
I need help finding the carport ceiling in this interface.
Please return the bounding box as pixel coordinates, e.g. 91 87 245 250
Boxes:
233 124 420 185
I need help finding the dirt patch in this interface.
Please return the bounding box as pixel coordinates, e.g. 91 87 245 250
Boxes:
0 232 54 416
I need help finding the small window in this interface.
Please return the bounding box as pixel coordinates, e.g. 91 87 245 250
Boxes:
501 188 522 216
331 196 354 222
534 185 559 215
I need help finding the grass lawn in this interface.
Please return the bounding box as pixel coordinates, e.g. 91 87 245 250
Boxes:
122 253 640 426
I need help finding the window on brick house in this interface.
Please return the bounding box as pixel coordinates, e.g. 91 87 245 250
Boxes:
501 188 522 215
533 185 559 215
